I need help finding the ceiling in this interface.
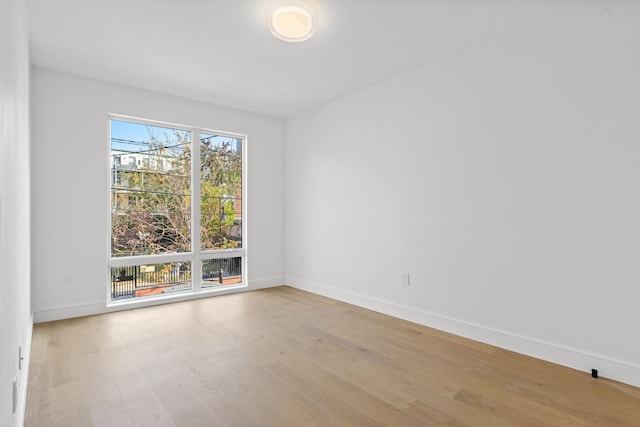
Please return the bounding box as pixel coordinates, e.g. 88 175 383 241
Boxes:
28 0 587 118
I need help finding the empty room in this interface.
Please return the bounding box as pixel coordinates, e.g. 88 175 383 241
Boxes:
2 0 639 425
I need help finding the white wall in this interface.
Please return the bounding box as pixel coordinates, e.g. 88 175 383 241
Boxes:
31 68 285 321
0 0 32 425
286 2 640 387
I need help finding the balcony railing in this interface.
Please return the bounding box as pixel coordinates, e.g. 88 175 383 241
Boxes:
202 257 242 288
111 257 242 299
111 265 191 299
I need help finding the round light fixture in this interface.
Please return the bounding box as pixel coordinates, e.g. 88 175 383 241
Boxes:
270 4 315 42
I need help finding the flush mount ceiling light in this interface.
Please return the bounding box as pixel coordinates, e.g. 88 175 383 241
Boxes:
270 4 315 42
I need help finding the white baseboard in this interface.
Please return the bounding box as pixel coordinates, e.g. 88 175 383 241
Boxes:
33 276 285 323
286 276 640 389
249 276 285 290
33 302 105 323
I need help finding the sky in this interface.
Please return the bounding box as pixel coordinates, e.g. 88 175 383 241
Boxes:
110 120 189 153
110 119 241 154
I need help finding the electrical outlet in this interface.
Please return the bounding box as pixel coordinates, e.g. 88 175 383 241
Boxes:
401 272 410 286
298 257 305 266
62 272 71 286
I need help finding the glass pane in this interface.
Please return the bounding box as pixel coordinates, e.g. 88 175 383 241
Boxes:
200 133 243 251
111 120 191 257
111 262 191 300
202 257 242 288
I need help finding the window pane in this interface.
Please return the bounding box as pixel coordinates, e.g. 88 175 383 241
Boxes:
111 262 191 299
109 117 246 303
111 120 191 257
201 257 242 288
200 133 242 250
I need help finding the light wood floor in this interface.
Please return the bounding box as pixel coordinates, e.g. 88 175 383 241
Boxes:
26 286 640 426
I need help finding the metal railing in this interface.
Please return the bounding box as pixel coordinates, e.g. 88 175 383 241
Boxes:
111 257 242 299
202 257 241 285
111 265 190 299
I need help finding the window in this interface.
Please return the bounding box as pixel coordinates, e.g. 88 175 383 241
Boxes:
109 116 245 301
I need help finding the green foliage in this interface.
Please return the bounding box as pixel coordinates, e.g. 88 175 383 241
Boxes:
111 129 242 257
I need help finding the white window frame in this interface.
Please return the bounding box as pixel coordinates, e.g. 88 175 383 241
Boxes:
106 114 248 305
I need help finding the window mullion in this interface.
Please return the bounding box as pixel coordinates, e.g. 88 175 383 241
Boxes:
192 128 202 291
